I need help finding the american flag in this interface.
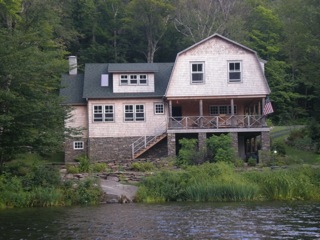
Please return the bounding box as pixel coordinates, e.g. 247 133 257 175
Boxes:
263 97 274 115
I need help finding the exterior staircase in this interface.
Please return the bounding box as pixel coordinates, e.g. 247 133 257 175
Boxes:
131 133 167 159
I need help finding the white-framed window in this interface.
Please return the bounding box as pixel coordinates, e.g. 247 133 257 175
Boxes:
104 105 114 122
73 141 84 150
154 103 164 114
93 105 114 122
93 105 103 122
210 105 237 115
130 75 138 84
120 75 128 85
191 62 204 83
228 61 242 82
124 104 145 121
120 74 148 85
139 74 147 85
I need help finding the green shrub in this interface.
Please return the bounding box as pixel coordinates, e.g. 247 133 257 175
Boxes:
131 161 155 172
243 167 320 200
271 140 286 156
206 134 235 163
62 178 103 205
90 162 108 173
22 162 61 189
247 157 257 166
177 138 200 166
67 165 80 174
185 181 259 202
29 187 64 207
136 170 189 202
75 155 90 172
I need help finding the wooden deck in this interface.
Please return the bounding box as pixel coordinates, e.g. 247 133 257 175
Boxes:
168 115 266 130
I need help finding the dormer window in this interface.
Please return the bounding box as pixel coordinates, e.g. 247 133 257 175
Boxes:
228 61 242 82
120 75 128 85
120 74 148 85
191 62 204 84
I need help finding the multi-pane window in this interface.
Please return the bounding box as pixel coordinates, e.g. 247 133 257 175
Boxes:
124 104 145 121
120 74 148 85
120 75 128 85
104 105 114 122
93 105 114 122
228 61 241 82
130 75 138 84
139 75 147 85
93 105 103 122
191 62 204 83
154 103 164 114
73 141 84 150
210 105 237 115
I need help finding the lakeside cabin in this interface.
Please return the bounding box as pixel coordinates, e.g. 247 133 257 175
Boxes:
60 33 271 163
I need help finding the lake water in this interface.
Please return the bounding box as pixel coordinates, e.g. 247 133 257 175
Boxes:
1 202 320 239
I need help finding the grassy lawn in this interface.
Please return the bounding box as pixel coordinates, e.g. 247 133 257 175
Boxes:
271 126 319 165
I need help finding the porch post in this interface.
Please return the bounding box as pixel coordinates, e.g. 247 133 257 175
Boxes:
169 100 172 117
167 133 176 157
198 132 206 153
262 98 266 126
261 131 270 150
231 98 235 127
231 98 234 115
199 99 203 127
230 132 239 158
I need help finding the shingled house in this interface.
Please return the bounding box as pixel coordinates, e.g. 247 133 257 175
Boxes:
60 34 271 163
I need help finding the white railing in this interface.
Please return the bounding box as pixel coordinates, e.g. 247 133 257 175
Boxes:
168 115 266 129
131 121 167 159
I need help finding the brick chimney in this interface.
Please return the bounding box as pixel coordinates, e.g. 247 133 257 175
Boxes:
68 56 77 75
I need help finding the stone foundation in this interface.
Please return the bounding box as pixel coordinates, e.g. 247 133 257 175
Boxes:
167 133 176 157
261 131 270 151
198 132 207 151
64 138 88 163
89 137 138 162
230 132 239 157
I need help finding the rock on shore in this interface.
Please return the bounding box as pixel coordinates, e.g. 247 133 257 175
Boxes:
100 178 138 203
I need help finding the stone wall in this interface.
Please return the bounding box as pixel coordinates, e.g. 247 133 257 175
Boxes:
261 131 270 151
167 133 176 157
64 138 88 163
230 132 239 156
139 138 168 159
89 137 137 162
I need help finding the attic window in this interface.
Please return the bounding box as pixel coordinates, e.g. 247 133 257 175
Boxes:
101 74 109 87
120 74 148 85
191 62 204 84
228 61 242 82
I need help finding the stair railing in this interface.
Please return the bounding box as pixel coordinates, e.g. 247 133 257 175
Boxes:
131 120 167 159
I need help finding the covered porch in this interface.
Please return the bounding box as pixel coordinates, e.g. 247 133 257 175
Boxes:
167 96 267 130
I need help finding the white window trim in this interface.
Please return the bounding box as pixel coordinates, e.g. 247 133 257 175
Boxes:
209 105 237 115
124 104 145 122
120 75 128 85
228 61 242 82
93 104 115 122
154 102 164 115
190 62 205 84
120 74 148 86
73 141 84 150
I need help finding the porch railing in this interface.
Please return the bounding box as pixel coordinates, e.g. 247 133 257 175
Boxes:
168 115 266 129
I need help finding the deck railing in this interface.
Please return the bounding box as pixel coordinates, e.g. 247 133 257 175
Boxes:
168 115 266 129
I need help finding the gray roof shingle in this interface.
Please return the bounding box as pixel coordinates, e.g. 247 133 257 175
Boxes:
82 62 173 99
60 62 173 103
60 74 86 105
